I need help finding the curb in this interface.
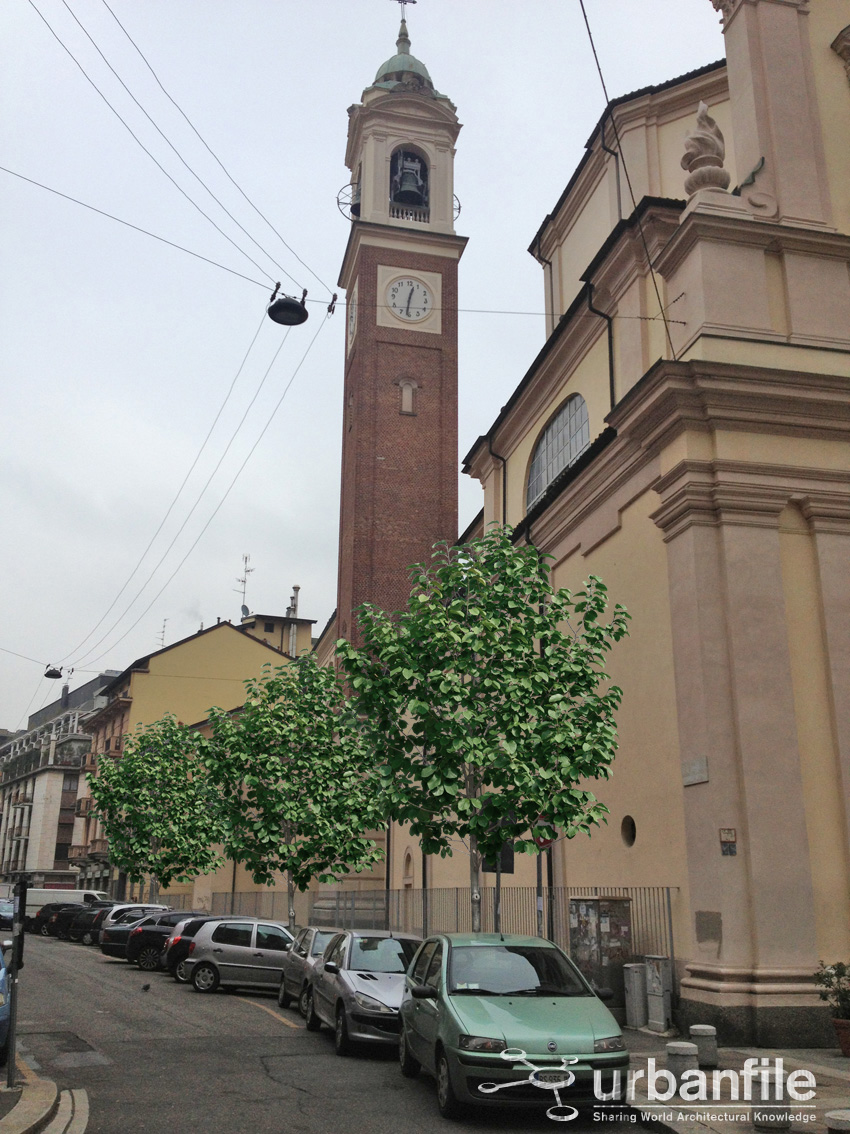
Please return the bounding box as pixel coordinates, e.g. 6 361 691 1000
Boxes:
0 1063 58 1134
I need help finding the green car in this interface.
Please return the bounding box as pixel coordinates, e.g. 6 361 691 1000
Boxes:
399 933 628 1120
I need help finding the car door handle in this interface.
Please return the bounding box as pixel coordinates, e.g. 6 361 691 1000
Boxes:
253 952 263 957
213 948 223 953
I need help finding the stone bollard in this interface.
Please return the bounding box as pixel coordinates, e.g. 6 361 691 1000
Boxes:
666 1041 699 1094
751 1067 791 1132
826 1112 850 1134
689 1024 718 1069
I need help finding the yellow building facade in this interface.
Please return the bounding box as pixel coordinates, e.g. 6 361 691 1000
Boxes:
461 0 850 1045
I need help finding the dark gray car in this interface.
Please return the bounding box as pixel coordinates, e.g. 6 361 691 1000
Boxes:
305 930 420 1055
278 926 340 1016
184 918 295 993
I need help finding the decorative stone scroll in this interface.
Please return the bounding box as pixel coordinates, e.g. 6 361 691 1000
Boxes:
832 26 850 86
682 102 731 197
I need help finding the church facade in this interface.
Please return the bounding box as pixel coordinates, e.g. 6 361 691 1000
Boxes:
311 1 850 1046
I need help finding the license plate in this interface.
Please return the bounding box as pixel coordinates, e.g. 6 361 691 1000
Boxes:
535 1071 570 1085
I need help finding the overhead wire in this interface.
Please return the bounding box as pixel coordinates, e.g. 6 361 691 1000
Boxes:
26 0 277 287
98 0 335 298
577 0 678 361
55 0 305 292
0 166 269 290
60 311 268 663
69 321 296 670
77 311 332 669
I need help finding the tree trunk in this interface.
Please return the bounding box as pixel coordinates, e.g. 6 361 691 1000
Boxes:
469 833 482 933
287 870 296 930
494 854 502 933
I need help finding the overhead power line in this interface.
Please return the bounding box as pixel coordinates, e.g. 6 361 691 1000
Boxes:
55 0 304 291
577 0 678 361
98 0 335 298
27 0 277 286
77 312 332 669
60 311 268 663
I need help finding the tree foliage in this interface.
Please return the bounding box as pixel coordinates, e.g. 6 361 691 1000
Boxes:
203 656 385 890
337 526 630 875
87 714 225 889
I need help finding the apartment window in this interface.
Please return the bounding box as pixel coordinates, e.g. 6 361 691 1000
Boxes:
264 622 275 633
63 774 78 791
526 394 590 510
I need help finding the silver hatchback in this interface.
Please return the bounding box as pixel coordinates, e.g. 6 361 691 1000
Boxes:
306 929 420 1055
184 918 295 993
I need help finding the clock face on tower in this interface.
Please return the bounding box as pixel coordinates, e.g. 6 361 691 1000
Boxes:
385 275 433 322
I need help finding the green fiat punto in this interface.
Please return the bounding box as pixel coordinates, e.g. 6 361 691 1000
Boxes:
399 933 628 1120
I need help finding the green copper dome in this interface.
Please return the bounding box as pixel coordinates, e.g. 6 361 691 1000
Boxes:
374 19 434 90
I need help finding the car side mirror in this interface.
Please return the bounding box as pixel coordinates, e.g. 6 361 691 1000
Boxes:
595 986 614 1001
324 961 339 974
411 983 437 1000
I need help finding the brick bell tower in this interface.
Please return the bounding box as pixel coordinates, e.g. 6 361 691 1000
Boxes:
335 17 466 644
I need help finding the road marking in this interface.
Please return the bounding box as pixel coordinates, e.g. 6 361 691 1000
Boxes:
232 996 302 1029
15 1052 38 1081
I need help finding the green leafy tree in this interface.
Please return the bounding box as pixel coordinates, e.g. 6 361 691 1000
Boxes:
337 525 630 931
88 714 226 897
203 656 385 921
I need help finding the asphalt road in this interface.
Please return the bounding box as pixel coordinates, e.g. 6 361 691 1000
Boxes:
18 935 650 1134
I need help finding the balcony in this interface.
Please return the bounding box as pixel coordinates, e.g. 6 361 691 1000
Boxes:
68 844 89 862
388 202 429 224
75 797 94 818
88 839 109 860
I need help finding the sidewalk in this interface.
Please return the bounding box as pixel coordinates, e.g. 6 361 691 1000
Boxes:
623 1028 850 1134
0 1057 57 1134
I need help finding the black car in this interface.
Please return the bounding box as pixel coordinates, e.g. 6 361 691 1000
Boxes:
99 912 151 959
68 904 116 945
163 916 227 983
125 910 208 972
47 903 95 940
29 903 86 936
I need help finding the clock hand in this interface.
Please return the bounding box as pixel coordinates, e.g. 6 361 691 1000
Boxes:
406 286 414 316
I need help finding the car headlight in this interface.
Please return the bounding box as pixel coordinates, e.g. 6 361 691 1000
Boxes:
353 992 396 1015
594 1035 625 1053
458 1034 507 1053
0 993 6 1007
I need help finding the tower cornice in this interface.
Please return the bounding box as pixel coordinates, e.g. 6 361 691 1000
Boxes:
338 221 467 291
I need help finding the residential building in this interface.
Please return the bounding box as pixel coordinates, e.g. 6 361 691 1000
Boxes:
0 673 118 887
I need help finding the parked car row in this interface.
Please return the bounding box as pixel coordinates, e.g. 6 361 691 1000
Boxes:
36 900 627 1119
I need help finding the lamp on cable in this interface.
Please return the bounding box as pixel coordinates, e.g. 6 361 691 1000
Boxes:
267 282 309 326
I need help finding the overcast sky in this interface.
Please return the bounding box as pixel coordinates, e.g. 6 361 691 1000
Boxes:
0 1 725 729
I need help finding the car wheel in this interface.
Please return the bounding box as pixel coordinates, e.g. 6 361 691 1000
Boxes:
436 1047 463 1120
334 1006 351 1056
304 988 322 1032
191 962 220 993
298 984 310 1019
399 1027 420 1079
173 960 189 984
81 931 94 946
277 978 291 1009
39 924 50 937
137 946 162 973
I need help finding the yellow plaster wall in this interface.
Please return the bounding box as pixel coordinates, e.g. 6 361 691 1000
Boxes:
126 626 284 732
778 503 850 957
554 173 614 314
548 489 693 952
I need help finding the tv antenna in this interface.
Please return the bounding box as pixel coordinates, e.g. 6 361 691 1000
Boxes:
157 618 168 648
234 553 254 609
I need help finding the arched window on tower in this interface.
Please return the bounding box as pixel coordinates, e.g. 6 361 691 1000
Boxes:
526 394 590 510
390 147 429 222
396 377 418 415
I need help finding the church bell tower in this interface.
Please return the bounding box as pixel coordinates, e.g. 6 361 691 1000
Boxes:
335 17 466 643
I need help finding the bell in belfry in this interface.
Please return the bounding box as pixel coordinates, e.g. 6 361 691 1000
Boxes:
391 150 427 207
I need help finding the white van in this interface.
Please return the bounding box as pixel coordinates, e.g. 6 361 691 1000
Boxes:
25 888 110 923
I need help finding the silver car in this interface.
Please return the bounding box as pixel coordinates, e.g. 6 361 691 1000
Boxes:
305 929 420 1055
278 926 341 1016
184 918 295 993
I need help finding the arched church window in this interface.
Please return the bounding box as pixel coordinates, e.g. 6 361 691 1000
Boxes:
390 147 429 211
526 394 590 510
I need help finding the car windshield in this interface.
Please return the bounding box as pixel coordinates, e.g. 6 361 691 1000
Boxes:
348 936 418 974
448 945 593 997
